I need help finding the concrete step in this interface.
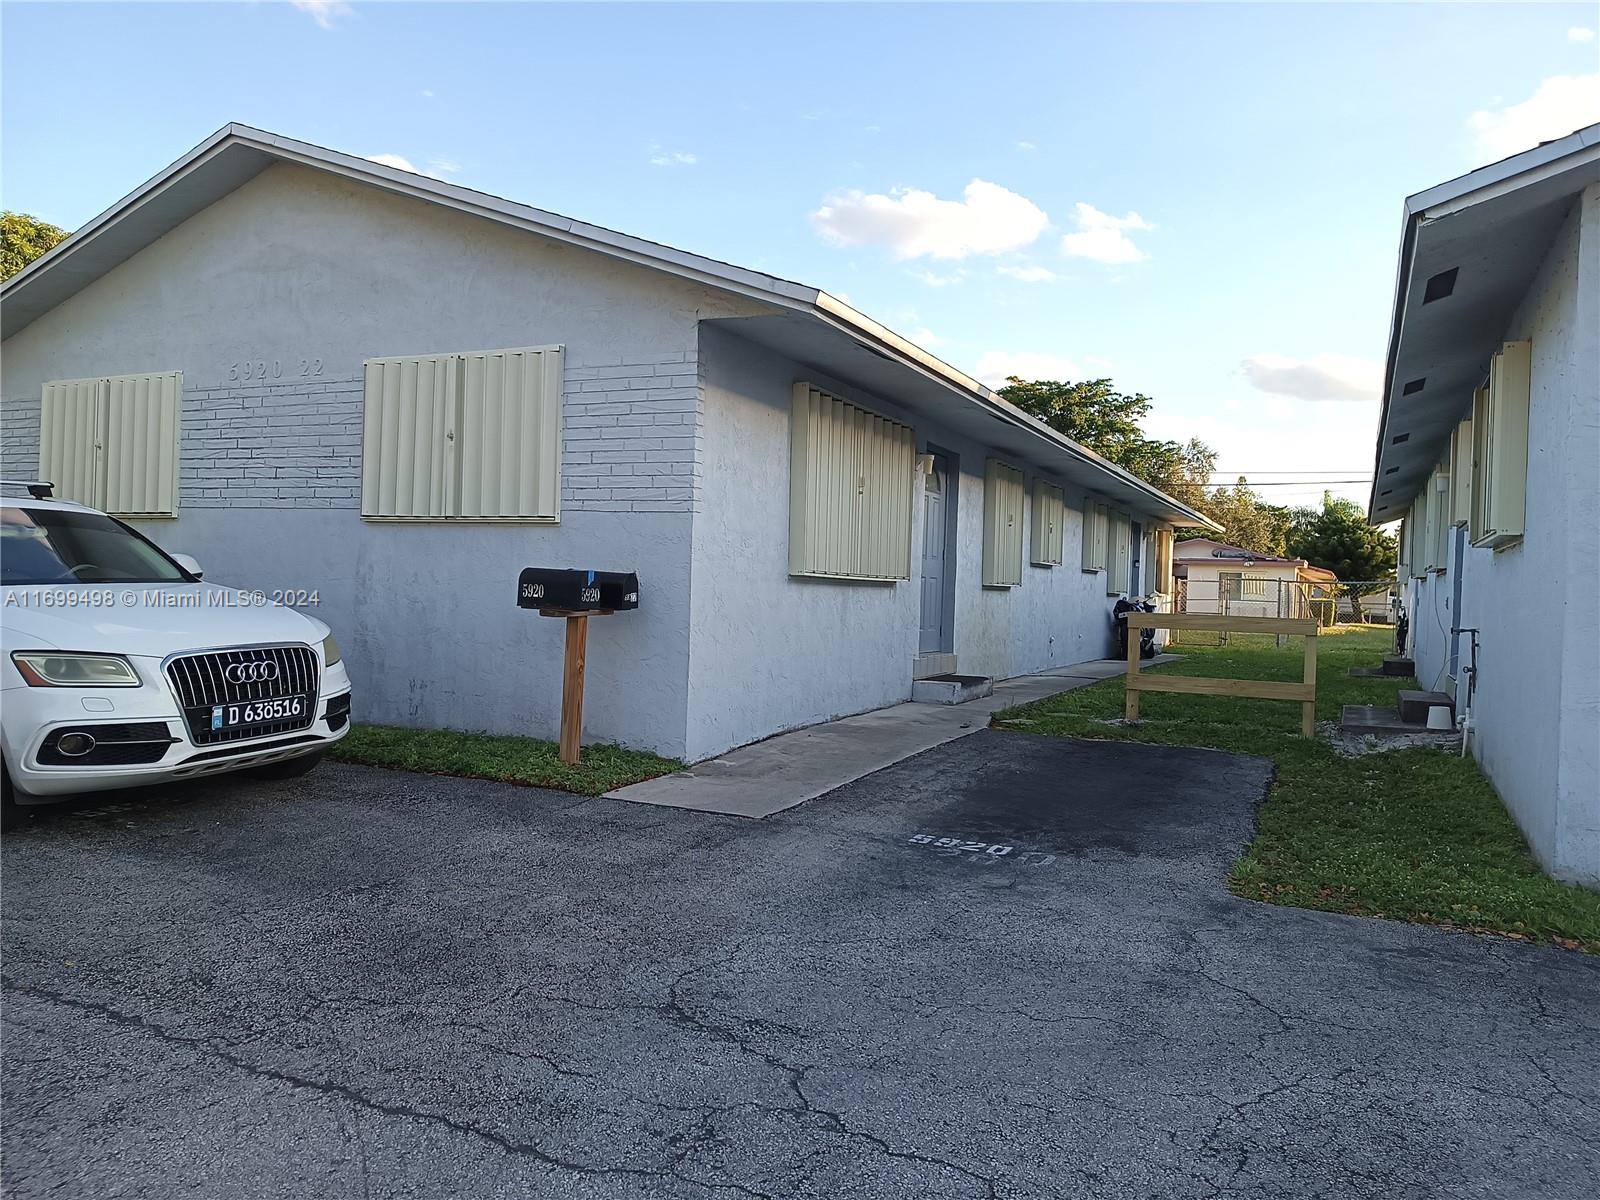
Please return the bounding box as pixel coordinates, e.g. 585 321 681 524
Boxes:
1381 657 1415 677
1398 689 1454 726
911 674 995 706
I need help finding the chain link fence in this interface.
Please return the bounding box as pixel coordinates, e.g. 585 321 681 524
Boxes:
1168 577 1399 646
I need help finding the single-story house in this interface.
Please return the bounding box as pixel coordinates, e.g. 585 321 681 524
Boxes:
1371 122 1598 885
0 124 1215 762
1172 538 1337 620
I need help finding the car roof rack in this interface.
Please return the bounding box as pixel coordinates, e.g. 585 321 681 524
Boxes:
0 479 56 500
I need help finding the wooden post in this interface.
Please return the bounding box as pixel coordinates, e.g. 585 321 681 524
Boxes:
1125 621 1142 723
1301 631 1318 738
560 614 589 765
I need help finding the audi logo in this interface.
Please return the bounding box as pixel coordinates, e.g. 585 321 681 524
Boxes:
225 661 280 684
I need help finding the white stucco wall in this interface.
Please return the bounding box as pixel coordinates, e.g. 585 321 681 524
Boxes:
1405 185 1599 884
1 163 770 758
685 324 1161 760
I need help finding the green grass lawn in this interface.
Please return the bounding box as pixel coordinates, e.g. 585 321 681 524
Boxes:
330 723 683 797
994 626 1600 953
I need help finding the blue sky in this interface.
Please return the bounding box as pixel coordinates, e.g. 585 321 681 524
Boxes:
4 2 1597 509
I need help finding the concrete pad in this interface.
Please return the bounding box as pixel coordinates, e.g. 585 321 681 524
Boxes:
607 654 1177 818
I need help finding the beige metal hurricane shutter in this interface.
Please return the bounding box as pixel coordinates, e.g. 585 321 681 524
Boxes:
1030 480 1064 566
40 378 108 508
103 372 181 517
1080 499 1103 571
788 383 915 581
40 372 181 516
1450 414 1473 527
981 459 1024 587
362 345 563 521
1152 528 1174 593
458 346 563 520
362 354 460 518
1471 340 1531 549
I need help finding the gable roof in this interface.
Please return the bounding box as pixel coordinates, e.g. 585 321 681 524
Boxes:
1 123 1218 529
1368 121 1600 523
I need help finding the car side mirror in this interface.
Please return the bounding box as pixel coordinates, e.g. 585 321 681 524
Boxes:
171 553 203 580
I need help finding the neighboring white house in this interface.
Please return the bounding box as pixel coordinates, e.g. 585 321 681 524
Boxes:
1371 123 1599 886
0 124 1214 763
1172 538 1337 620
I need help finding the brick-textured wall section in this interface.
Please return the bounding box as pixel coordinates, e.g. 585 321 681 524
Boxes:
1 392 40 481
1 350 702 514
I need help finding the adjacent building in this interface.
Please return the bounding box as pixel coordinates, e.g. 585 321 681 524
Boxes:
1372 123 1598 884
1172 538 1338 621
1 124 1213 762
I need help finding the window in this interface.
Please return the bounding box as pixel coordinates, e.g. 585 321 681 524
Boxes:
1470 340 1531 549
1080 499 1109 572
1107 510 1131 595
1030 480 1064 566
362 345 563 521
1220 571 1242 602
1396 515 1410 582
39 372 182 518
982 459 1025 587
1242 576 1270 599
789 382 915 580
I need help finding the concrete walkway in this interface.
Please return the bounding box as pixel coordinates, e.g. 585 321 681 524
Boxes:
606 654 1175 818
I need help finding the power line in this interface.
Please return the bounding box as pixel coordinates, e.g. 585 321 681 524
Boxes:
1205 479 1371 487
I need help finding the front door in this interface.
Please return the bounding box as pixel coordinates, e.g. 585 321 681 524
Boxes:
920 455 951 654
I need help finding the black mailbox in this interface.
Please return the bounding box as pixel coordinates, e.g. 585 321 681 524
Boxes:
517 568 639 612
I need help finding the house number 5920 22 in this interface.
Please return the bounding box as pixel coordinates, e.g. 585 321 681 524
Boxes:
228 358 323 381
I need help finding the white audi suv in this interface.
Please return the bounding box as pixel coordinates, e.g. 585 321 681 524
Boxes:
1 484 352 823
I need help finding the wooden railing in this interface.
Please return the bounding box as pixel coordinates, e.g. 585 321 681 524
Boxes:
1124 613 1320 736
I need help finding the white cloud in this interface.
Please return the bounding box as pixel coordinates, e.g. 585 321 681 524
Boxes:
420 89 436 98
648 147 698 167
974 351 1081 388
1239 353 1382 403
1568 26 1596 43
909 267 968 287
997 264 1057 283
365 154 457 181
1467 74 1600 161
366 153 422 173
1015 140 1036 152
1059 202 1153 264
811 179 1049 260
290 1 350 30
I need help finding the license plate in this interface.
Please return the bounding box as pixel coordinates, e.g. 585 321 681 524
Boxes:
210 694 310 731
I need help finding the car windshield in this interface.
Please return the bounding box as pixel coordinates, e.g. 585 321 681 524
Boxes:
1 506 191 585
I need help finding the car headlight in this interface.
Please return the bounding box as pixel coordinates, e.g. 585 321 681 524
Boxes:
321 634 342 667
11 652 141 688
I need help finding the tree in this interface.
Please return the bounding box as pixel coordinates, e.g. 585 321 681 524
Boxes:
996 377 1216 509
1174 477 1292 557
1287 492 1398 621
1 211 69 281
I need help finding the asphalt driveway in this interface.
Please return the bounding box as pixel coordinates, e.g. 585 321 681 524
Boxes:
3 731 1597 1199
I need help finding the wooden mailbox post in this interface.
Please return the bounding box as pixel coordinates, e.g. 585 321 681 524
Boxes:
517 568 640 765
1124 612 1319 737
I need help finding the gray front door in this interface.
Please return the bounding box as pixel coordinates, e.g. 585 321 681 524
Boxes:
919 455 951 654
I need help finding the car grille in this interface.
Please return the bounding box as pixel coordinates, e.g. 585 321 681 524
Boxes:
165 645 320 746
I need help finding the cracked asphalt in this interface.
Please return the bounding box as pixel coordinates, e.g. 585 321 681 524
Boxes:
3 729 1598 1199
